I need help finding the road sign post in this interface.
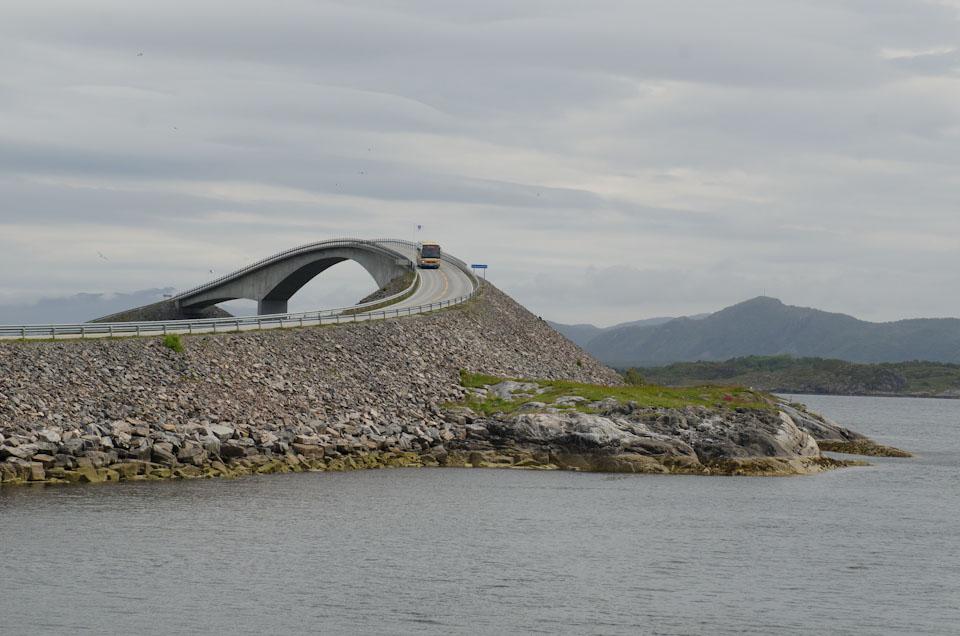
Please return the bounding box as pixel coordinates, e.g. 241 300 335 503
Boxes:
471 264 488 279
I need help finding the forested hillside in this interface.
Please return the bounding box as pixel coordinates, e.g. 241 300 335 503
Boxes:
632 355 960 398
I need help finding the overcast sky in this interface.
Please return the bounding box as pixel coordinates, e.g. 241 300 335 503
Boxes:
2 0 959 326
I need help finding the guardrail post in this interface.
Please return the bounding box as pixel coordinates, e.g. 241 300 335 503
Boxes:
163 324 167 335
136 325 140 336
236 321 240 332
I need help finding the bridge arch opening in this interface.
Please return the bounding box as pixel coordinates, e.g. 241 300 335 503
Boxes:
284 259 380 314
215 260 381 316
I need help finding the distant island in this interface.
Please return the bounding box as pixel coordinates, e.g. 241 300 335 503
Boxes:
550 296 960 367
625 355 960 399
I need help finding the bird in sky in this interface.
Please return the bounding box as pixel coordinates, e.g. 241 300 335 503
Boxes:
137 52 143 56
98 251 108 260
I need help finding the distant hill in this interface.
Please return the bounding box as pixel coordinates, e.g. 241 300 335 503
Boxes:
544 322 605 349
547 316 703 349
554 297 960 366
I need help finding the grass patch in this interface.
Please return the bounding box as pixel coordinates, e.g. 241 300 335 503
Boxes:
162 333 183 353
455 371 774 416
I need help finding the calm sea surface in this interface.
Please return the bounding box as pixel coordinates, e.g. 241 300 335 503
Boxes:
1 394 958 635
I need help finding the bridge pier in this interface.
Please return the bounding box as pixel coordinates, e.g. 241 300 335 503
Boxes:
258 299 288 315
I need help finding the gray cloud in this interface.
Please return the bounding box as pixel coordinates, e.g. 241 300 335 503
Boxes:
2 0 959 325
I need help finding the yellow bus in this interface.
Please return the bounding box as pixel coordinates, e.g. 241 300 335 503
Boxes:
416 242 441 269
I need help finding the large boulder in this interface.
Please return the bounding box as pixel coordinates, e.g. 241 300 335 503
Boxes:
777 401 868 442
479 401 823 465
177 440 208 466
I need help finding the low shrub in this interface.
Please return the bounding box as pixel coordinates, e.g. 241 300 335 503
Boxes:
162 334 183 353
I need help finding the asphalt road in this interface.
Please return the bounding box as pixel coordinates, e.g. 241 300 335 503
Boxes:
378 242 475 310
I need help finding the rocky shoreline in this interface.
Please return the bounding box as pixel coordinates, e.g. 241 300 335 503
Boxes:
0 283 908 487
437 380 904 476
0 381 898 486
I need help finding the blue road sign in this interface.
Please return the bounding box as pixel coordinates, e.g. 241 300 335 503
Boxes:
471 264 488 269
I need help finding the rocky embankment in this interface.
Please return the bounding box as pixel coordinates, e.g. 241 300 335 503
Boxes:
354 273 415 305
0 282 616 485
0 282 907 486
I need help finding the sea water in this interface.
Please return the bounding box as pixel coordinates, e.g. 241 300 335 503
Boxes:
1 394 958 635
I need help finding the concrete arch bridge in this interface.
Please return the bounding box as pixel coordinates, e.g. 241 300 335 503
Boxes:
172 238 473 316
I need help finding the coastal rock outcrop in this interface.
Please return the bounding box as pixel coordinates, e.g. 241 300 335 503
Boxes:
777 401 913 456
438 381 870 476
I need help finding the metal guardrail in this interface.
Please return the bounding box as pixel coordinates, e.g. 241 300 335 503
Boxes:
0 239 479 340
0 294 476 340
